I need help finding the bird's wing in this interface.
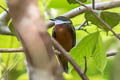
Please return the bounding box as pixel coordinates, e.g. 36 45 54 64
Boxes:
52 28 56 38
68 24 76 47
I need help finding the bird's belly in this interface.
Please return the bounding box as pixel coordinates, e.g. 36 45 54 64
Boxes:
55 30 73 51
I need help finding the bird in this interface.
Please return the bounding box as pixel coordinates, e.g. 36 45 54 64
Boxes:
50 16 76 73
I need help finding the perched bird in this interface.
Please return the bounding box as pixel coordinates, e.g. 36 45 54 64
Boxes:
50 16 76 73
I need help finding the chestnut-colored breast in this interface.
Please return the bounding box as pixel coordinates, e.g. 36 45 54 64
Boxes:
53 24 74 51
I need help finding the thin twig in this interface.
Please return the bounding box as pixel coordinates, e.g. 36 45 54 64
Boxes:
84 56 87 74
0 5 9 14
75 0 120 40
0 48 23 53
51 37 89 80
75 20 88 30
0 48 117 57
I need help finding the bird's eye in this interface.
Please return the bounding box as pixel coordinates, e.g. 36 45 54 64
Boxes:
50 18 55 21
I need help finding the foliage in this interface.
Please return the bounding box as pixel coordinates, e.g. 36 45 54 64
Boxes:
68 32 106 80
85 10 120 32
67 0 87 4
0 0 120 80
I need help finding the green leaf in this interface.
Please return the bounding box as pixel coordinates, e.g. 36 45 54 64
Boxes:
63 73 74 80
101 11 120 29
47 0 79 9
92 33 107 72
17 73 28 80
8 21 16 34
0 0 7 13
67 0 77 4
69 32 107 74
104 58 113 80
67 0 87 4
85 10 104 30
85 11 120 32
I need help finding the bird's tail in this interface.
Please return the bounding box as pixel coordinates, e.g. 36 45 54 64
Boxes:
58 54 68 73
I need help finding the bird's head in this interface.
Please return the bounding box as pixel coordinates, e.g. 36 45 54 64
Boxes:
50 16 72 25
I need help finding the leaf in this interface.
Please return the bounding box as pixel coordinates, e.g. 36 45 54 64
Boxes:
104 58 113 80
85 10 104 30
101 11 120 29
0 0 7 13
69 32 107 74
17 73 28 80
92 33 107 72
63 73 74 80
8 21 16 34
47 0 79 9
67 0 87 4
67 0 77 4
85 11 120 32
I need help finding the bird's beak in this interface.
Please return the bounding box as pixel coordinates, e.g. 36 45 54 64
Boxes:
50 18 56 21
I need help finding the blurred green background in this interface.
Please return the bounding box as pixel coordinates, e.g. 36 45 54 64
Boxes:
0 0 120 80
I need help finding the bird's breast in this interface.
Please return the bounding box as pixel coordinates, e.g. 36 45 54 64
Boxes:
54 24 73 51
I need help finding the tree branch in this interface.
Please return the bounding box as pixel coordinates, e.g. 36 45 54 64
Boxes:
0 48 23 53
0 48 117 57
0 5 9 13
6 0 63 80
47 0 120 28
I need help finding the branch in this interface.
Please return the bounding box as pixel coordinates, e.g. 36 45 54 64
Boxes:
47 0 120 28
7 0 63 80
75 20 88 30
0 5 9 13
0 48 117 57
0 48 23 53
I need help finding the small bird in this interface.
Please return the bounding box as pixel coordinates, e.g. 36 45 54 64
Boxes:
50 16 76 73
